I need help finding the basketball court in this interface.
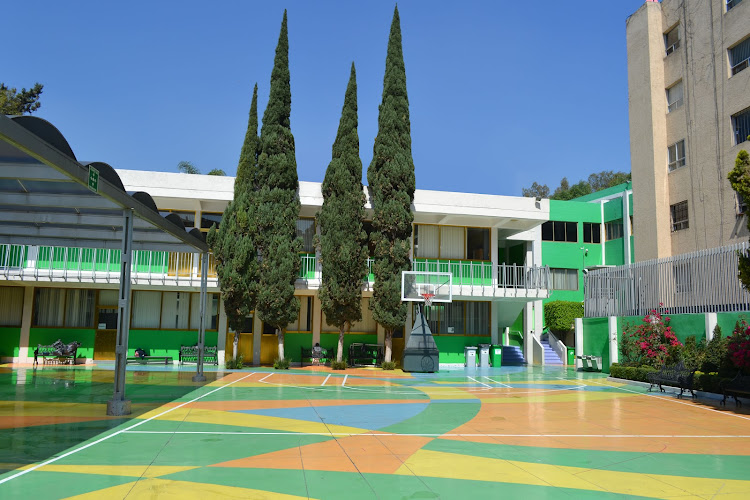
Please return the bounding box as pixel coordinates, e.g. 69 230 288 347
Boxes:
2 363 750 499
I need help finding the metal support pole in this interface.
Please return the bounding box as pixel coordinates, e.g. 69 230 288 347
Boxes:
192 251 208 382
107 209 134 416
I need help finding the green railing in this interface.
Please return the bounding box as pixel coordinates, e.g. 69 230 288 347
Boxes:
299 253 317 279
412 258 493 286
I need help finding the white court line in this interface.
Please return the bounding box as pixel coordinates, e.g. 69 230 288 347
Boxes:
342 374 348 386
575 377 750 422
0 372 255 486
321 374 331 386
483 376 511 388
467 376 491 388
258 373 273 383
122 430 750 438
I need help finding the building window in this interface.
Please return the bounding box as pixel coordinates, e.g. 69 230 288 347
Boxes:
0 287 24 326
541 221 577 242
159 209 195 229
583 222 601 244
413 225 490 260
422 301 490 336
727 0 744 12
33 288 95 328
670 201 689 231
296 218 316 253
666 81 683 113
730 38 750 76
466 228 490 260
664 25 680 56
737 192 748 216
605 221 624 241
200 212 222 232
733 108 750 145
549 268 578 291
668 140 686 172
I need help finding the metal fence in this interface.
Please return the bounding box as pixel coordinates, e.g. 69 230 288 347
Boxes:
584 242 750 317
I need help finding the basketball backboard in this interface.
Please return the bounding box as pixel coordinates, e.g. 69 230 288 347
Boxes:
401 271 452 303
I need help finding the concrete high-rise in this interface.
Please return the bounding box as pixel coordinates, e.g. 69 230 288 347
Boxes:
626 0 750 260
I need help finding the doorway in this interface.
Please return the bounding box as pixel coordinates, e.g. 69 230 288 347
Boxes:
260 323 278 364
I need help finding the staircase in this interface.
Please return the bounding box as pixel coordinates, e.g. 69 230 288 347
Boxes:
501 345 526 366
540 337 563 365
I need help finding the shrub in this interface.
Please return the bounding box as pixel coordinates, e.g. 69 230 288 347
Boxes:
701 324 731 375
544 301 584 335
621 306 682 368
381 361 396 370
273 357 290 370
680 335 706 371
609 363 657 382
225 354 244 369
620 322 644 365
331 360 347 370
727 319 750 373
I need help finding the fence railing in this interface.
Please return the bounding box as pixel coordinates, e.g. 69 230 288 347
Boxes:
412 258 550 293
584 242 750 317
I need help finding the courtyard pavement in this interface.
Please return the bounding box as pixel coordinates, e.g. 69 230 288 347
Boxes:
1 363 750 499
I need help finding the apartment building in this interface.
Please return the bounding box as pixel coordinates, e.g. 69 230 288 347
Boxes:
627 0 750 260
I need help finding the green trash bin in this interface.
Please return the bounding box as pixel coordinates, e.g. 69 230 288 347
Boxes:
489 345 502 367
566 347 575 366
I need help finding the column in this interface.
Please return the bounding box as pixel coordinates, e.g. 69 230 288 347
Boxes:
490 301 499 344
574 318 583 370
17 286 34 363
216 296 227 366
705 312 717 342
252 315 262 366
311 294 322 346
608 316 618 368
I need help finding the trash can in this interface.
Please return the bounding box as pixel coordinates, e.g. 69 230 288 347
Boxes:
566 347 575 366
478 344 490 367
489 345 503 367
464 346 477 368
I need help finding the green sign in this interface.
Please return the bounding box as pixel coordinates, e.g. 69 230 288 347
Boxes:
88 165 99 193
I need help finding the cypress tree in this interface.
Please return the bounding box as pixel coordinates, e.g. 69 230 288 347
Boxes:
367 6 416 362
207 84 260 360
255 10 301 361
318 64 368 362
728 149 750 289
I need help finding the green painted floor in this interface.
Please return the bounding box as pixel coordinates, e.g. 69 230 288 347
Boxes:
1 364 750 499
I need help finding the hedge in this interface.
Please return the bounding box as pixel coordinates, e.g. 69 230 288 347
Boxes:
544 300 583 334
610 363 733 393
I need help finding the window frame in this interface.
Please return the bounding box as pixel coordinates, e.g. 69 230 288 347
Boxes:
670 200 689 232
729 37 750 76
605 221 624 241
549 268 579 291
664 24 680 56
666 81 684 113
541 221 578 243
727 0 744 12
732 107 750 145
582 222 601 244
667 139 686 172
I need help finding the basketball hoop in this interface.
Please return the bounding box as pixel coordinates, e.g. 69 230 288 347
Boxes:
421 293 435 307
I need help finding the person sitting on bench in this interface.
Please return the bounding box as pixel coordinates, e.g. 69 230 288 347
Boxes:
312 343 323 366
134 347 146 358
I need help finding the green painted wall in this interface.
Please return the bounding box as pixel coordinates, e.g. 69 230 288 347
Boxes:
319 333 377 361
582 317 609 373
285 332 314 362
127 330 219 358
603 200 622 222
434 335 491 363
604 239 625 266
717 313 749 338
29 328 96 359
0 327 21 357
507 243 525 266
618 314 705 344
549 200 601 222
507 311 524 347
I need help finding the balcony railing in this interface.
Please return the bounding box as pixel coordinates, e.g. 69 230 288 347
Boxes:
412 258 550 294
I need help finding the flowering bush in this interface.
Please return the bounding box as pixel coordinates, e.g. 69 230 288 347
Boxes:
727 319 750 373
620 306 682 368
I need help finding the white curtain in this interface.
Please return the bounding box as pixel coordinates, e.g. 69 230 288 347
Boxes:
440 226 465 259
416 225 439 258
161 291 189 329
98 289 119 307
350 298 376 333
190 293 220 330
132 291 162 328
0 287 24 326
34 288 65 327
551 268 578 291
65 289 94 327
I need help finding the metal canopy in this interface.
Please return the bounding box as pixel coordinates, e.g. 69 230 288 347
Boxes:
0 115 208 253
0 114 211 414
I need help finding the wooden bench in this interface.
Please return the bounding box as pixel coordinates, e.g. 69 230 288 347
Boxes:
301 346 334 366
348 343 384 367
648 361 697 398
34 340 80 366
179 346 218 365
720 372 750 406
126 356 173 365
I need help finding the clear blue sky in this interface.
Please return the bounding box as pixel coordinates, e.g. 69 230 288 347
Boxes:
5 0 646 196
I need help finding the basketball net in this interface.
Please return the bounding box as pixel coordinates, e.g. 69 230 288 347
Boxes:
421 293 435 308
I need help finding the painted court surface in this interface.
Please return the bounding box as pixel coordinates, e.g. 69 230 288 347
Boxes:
1 365 750 499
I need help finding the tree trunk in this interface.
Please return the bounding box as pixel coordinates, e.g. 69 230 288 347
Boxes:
384 328 393 362
277 328 285 360
337 324 346 362
232 332 239 361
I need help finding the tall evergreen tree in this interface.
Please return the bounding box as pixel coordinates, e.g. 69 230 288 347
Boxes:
367 6 416 362
728 149 750 290
318 64 368 362
207 85 260 360
255 10 301 361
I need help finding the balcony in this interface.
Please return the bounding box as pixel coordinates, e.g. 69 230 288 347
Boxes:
412 258 550 298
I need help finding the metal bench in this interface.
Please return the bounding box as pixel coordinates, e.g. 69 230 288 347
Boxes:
577 355 602 372
720 371 750 406
648 361 697 398
126 356 173 365
348 343 384 367
301 346 334 366
179 346 218 365
34 340 80 366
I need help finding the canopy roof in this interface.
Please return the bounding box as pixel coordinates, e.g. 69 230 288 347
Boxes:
0 115 208 252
